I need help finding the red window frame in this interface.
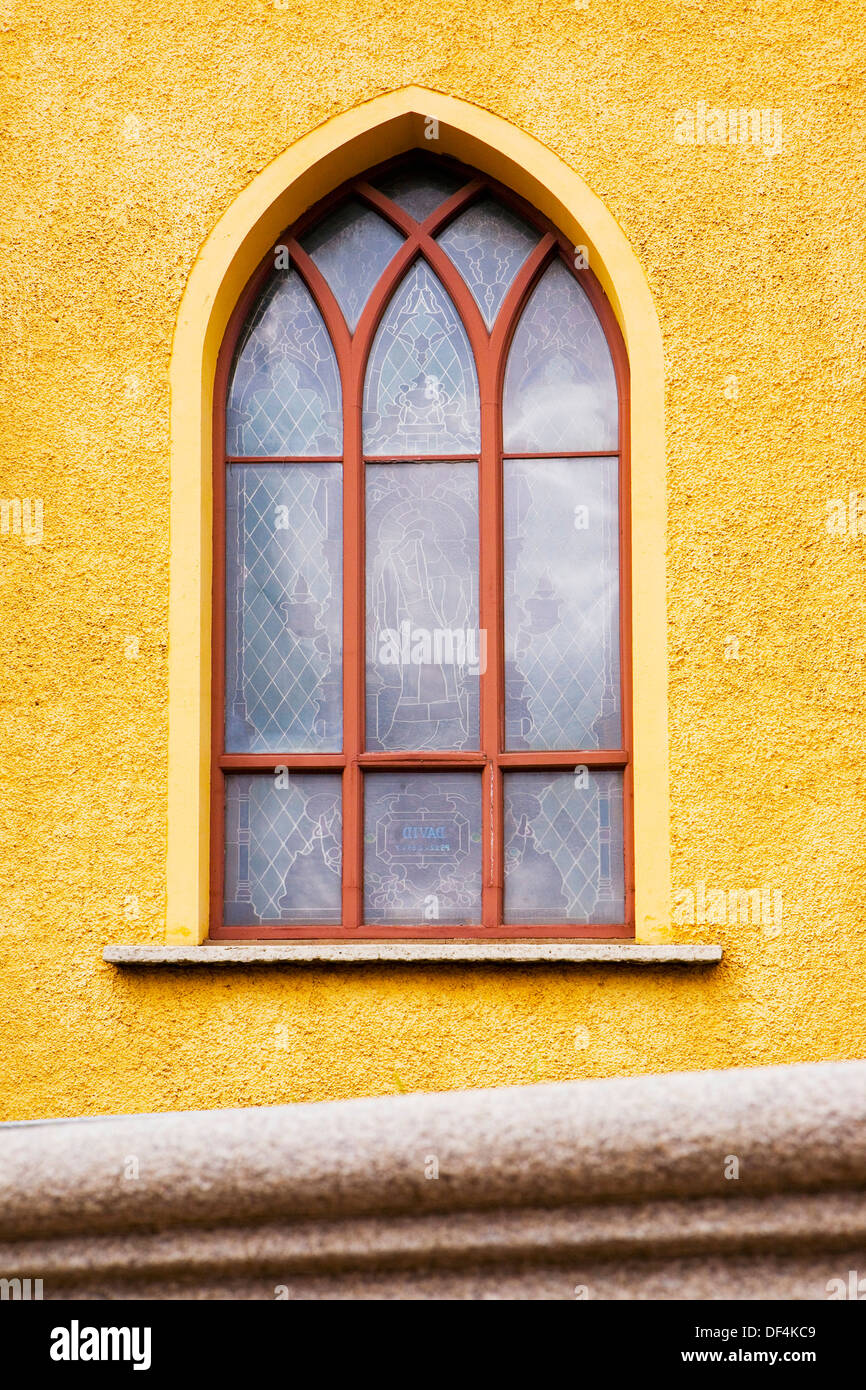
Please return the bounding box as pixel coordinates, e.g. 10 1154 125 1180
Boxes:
209 154 633 939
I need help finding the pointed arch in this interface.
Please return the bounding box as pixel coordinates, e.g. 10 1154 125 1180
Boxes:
167 88 669 946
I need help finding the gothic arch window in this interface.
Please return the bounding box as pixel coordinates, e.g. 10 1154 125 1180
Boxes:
212 155 632 938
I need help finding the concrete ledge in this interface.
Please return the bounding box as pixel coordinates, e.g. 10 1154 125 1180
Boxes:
0 1060 864 1298
102 941 722 966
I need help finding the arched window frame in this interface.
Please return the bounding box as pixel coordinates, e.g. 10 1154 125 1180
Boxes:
209 154 633 939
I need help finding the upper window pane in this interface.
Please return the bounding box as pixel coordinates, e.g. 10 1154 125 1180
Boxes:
300 199 404 332
373 166 463 222
503 260 618 452
363 261 481 455
226 270 342 457
436 198 540 329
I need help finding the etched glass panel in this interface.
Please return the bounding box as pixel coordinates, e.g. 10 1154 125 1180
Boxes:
226 270 342 456
366 463 480 752
503 260 618 451
363 773 482 925
504 770 624 924
224 773 342 926
300 200 404 332
373 166 464 222
504 457 620 750
225 465 342 752
436 198 540 329
363 261 480 455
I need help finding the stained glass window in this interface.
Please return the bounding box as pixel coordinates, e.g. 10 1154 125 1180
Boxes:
218 159 629 938
225 464 342 753
366 463 480 751
503 260 618 452
373 166 464 222
504 457 620 750
300 200 404 332
363 773 483 925
227 270 342 456
363 261 481 455
224 773 342 926
437 198 540 328
504 770 624 924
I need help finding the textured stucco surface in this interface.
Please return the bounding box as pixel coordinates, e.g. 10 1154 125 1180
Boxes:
0 1 864 1119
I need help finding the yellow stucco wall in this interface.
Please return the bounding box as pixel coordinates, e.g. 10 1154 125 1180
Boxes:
1 1 864 1119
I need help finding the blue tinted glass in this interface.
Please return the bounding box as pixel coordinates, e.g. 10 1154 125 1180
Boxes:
504 770 624 924
366 463 480 751
437 198 539 328
373 167 463 222
225 465 342 753
226 270 342 456
364 772 483 925
504 457 620 750
301 199 404 332
503 260 617 451
363 261 480 455
224 773 342 926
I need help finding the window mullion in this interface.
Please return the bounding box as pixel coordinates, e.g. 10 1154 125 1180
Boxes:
341 349 364 931
479 338 503 930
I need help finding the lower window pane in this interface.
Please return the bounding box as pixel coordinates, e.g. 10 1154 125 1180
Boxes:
504 770 624 925
223 773 342 926
364 772 482 926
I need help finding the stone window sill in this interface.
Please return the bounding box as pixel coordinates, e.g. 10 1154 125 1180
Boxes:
103 942 722 966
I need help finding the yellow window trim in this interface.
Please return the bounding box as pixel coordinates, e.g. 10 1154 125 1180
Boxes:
166 87 671 945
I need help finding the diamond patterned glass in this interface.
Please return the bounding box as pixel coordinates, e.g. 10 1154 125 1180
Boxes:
363 773 482 925
226 269 342 456
504 770 624 924
436 198 540 329
366 463 480 751
225 465 342 753
504 457 620 750
503 260 618 452
363 261 481 455
300 199 404 332
373 166 464 222
224 773 342 926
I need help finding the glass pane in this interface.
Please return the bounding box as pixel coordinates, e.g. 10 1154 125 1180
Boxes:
436 198 540 329
300 199 404 332
366 463 480 751
504 457 620 750
226 270 342 456
224 773 342 926
504 770 624 924
363 261 480 455
225 465 342 752
503 260 618 452
373 166 464 222
364 772 482 925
